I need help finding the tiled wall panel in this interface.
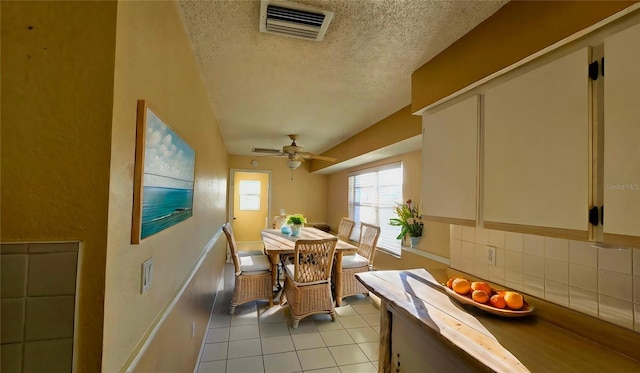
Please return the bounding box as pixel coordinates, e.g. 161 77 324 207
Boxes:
0 242 79 373
450 226 639 332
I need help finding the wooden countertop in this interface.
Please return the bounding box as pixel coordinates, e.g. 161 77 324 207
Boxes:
357 268 640 373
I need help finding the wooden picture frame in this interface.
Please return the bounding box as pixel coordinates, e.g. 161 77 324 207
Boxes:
132 100 195 244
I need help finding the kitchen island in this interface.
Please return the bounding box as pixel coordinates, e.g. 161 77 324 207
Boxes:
356 268 640 373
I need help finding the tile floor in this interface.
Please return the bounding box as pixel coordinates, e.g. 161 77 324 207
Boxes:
196 264 380 373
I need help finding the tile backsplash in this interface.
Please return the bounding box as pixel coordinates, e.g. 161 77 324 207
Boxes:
1 242 79 373
450 226 640 332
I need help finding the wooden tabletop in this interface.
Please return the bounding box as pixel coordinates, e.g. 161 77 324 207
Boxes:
261 227 356 253
357 269 640 373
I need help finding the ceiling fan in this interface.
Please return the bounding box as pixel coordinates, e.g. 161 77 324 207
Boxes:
252 134 337 170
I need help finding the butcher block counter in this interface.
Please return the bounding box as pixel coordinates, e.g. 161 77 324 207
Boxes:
356 268 640 373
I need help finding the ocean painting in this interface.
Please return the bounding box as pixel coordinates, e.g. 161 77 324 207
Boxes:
132 100 195 242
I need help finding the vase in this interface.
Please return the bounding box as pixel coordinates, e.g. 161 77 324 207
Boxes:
410 236 421 248
401 234 410 247
290 224 302 236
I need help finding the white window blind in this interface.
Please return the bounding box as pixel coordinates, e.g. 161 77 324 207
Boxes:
348 163 403 256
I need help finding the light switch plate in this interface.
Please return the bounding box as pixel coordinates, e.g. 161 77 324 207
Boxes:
141 257 154 293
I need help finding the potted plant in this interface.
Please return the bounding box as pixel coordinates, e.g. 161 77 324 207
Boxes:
286 213 307 236
389 199 423 247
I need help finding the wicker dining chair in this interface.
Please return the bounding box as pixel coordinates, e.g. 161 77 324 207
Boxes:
335 222 381 299
336 218 355 242
273 215 287 229
282 238 338 328
222 223 273 314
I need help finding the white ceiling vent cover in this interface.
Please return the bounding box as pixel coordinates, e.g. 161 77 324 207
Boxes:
260 0 334 41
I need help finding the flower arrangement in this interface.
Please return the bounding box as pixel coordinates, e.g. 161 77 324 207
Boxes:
286 213 307 226
389 199 423 238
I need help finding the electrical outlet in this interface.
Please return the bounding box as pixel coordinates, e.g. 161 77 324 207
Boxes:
141 257 154 294
486 246 496 266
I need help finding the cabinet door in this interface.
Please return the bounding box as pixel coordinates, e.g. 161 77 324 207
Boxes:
422 95 479 226
603 23 640 247
483 48 590 239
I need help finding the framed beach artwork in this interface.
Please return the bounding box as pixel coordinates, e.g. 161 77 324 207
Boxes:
131 100 195 244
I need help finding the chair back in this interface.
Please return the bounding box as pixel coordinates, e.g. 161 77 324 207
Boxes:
222 222 242 275
357 222 381 265
337 218 355 242
292 238 338 284
274 215 287 229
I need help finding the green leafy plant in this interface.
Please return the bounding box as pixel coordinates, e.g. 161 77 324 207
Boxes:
389 199 423 238
286 213 307 226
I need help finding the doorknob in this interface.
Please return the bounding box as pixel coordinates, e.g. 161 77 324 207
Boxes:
233 217 237 220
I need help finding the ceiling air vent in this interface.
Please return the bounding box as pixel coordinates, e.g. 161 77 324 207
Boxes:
259 0 334 41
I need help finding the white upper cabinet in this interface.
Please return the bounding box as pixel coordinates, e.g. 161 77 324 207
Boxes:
422 95 479 226
603 23 640 246
483 48 591 239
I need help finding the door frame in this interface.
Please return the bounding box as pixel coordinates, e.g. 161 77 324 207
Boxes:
228 168 272 242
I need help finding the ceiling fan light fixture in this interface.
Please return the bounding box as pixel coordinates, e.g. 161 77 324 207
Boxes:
287 159 302 169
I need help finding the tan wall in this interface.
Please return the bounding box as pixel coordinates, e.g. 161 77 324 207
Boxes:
327 150 449 259
0 1 118 370
229 155 329 225
132 238 225 373
311 105 421 172
105 2 228 372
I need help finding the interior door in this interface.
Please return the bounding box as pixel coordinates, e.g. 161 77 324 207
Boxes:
231 170 270 242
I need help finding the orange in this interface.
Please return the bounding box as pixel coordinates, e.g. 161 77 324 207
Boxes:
489 293 506 309
472 290 489 304
471 281 492 294
446 276 462 289
504 291 524 310
452 278 471 295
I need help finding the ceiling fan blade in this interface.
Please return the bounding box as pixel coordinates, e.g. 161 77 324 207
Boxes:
252 148 283 155
298 152 337 162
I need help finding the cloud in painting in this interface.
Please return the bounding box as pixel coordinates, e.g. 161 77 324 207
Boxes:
143 109 195 189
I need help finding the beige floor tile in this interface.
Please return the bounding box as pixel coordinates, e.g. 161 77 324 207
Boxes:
329 344 368 366
229 324 260 341
210 315 232 329
201 342 228 361
315 319 344 332
228 338 262 359
297 347 336 371
357 342 379 361
320 330 355 346
338 361 377 372
334 305 358 317
292 332 325 350
360 314 380 327
231 310 258 326
226 356 264 373
263 351 302 373
259 305 287 324
338 315 368 329
345 327 378 343
342 295 371 305
351 303 378 315
206 327 229 343
198 360 226 373
289 320 319 334
260 320 290 337
305 367 341 373
262 335 295 355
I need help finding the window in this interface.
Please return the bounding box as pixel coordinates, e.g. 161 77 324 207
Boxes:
348 163 403 255
239 180 261 210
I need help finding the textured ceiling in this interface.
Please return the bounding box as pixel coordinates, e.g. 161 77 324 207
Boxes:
179 0 507 158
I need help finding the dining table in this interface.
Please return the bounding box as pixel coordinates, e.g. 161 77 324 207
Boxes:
261 227 358 307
